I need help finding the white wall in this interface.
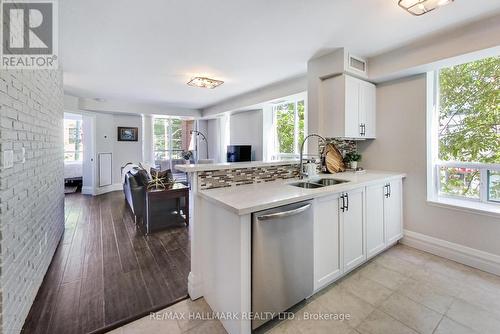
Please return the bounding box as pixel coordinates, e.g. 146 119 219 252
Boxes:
368 13 500 82
196 120 209 160
0 70 65 333
358 74 500 256
207 119 220 162
203 75 307 117
94 112 142 190
229 110 263 161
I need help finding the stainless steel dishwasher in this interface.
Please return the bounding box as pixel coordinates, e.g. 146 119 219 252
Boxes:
252 201 313 330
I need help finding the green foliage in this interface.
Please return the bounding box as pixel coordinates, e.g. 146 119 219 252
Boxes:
344 152 361 163
438 56 500 198
439 56 500 164
275 101 305 154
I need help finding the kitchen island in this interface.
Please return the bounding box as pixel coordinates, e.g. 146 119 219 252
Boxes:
176 161 405 334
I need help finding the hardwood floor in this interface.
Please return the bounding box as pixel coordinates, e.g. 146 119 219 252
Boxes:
22 191 190 334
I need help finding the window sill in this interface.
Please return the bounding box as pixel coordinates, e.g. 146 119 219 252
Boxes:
427 197 500 218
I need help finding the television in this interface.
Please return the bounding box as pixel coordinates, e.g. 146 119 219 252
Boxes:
227 145 252 162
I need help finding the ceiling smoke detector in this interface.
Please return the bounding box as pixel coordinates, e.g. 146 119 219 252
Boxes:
398 0 454 16
187 77 224 89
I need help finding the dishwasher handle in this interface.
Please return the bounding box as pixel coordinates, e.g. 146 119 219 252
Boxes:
256 203 312 221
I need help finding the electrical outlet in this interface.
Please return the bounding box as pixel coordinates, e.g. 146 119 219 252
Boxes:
2 150 14 169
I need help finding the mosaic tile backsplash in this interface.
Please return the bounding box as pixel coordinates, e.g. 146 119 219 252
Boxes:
322 138 357 157
198 164 300 190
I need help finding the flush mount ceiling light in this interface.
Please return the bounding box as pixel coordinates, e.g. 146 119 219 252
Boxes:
398 0 454 16
187 77 224 89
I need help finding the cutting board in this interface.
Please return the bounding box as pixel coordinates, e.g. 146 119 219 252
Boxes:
325 144 345 173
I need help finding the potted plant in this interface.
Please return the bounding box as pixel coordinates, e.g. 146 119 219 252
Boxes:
181 150 193 163
344 152 362 169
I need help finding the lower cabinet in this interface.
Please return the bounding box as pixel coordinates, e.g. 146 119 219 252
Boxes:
314 177 403 292
365 184 386 258
340 187 366 273
366 179 403 259
384 179 403 245
314 194 341 291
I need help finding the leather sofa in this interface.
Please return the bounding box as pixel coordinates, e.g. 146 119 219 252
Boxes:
123 168 186 231
123 168 149 221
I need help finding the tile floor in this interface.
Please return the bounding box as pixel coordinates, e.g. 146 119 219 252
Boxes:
109 244 500 334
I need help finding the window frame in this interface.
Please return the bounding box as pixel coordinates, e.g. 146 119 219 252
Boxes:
271 98 307 159
427 68 500 215
64 118 84 162
153 117 184 162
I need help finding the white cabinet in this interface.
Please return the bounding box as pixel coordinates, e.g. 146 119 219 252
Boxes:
313 178 403 292
314 194 342 291
322 74 376 139
385 179 403 245
365 184 386 258
365 179 403 259
340 187 366 273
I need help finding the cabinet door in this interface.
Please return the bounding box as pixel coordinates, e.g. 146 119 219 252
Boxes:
365 184 385 259
314 194 341 291
385 179 403 245
359 80 376 138
344 75 360 138
342 188 365 272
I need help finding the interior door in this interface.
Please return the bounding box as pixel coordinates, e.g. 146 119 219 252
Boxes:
385 179 403 245
314 194 341 291
344 75 360 138
342 187 365 272
366 184 385 258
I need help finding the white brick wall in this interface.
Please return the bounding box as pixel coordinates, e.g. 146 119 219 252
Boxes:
0 70 64 334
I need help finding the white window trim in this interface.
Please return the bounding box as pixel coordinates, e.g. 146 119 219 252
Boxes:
426 71 500 217
271 98 308 159
153 117 184 164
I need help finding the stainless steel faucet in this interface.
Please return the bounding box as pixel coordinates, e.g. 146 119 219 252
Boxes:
299 134 326 179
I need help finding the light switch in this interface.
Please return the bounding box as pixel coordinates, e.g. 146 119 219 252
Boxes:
3 150 14 169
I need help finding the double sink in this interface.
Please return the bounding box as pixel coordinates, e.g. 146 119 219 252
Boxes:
290 178 349 189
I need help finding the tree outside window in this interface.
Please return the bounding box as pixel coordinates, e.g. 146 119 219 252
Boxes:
64 119 83 161
274 100 305 157
437 56 500 202
153 117 194 164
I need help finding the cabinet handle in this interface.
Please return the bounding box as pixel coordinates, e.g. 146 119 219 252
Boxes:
384 184 389 198
388 184 392 198
363 124 366 136
346 193 349 212
341 194 345 212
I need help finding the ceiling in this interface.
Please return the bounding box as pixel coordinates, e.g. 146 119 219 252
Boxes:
61 0 500 110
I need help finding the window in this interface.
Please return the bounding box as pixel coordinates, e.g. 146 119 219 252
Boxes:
64 118 83 161
429 56 500 209
272 99 306 158
153 117 194 164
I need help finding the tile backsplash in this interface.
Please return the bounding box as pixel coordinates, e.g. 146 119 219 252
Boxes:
322 138 357 157
198 164 300 190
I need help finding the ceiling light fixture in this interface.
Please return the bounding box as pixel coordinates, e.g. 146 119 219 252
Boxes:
187 77 224 89
398 0 454 16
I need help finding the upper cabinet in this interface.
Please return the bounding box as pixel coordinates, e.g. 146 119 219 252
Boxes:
322 74 376 139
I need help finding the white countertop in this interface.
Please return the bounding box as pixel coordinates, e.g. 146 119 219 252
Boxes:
175 160 299 173
198 170 406 215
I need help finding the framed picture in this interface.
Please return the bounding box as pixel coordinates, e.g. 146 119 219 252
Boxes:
117 127 138 141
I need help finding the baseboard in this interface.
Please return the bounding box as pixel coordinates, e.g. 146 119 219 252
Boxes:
188 272 203 300
402 229 500 276
81 186 94 195
94 183 123 196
